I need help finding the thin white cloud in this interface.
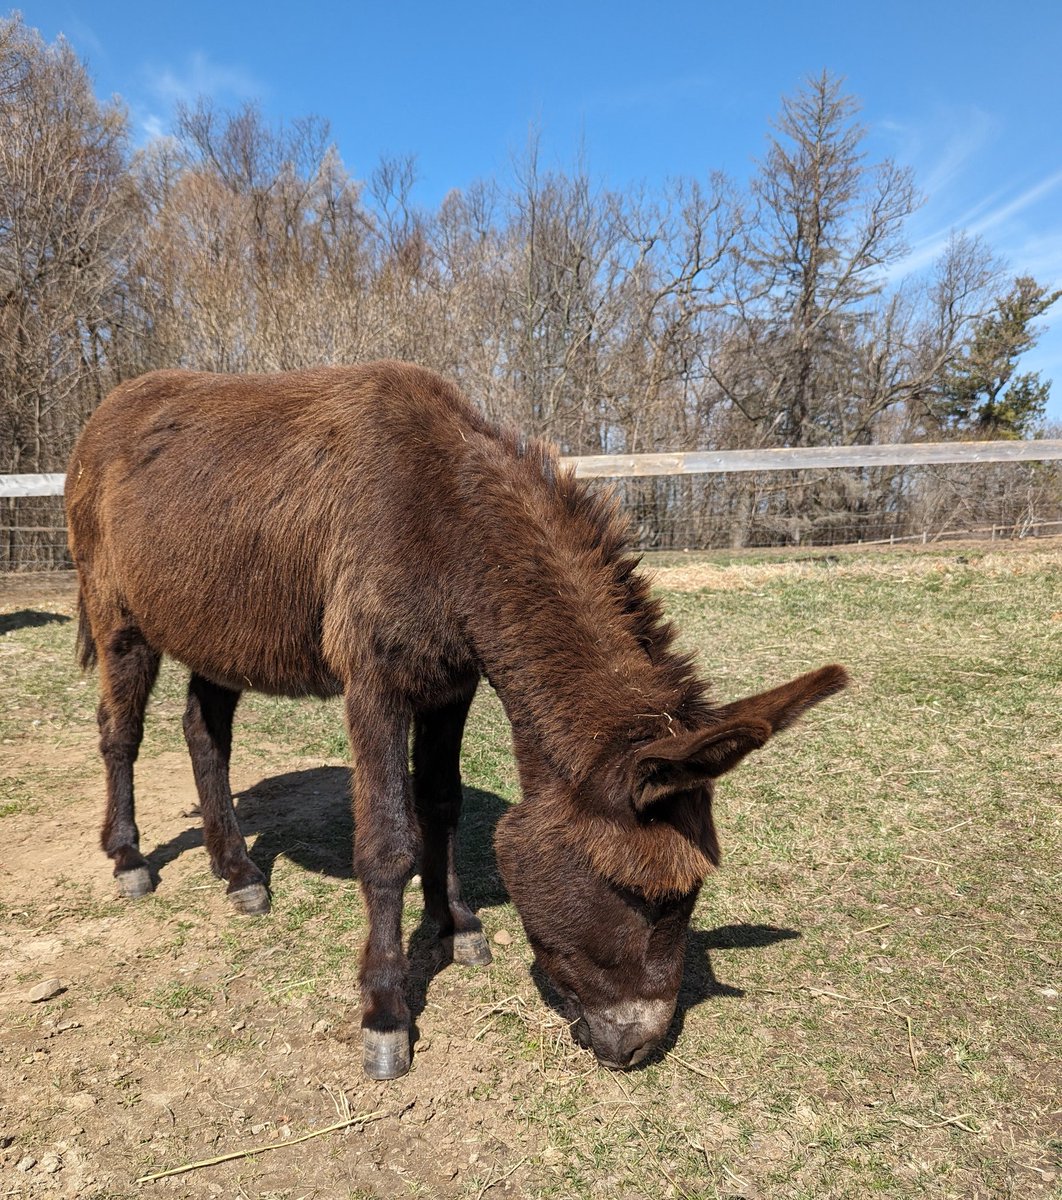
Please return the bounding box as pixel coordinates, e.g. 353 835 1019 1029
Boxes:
966 169 1062 238
142 50 263 108
55 12 106 62
877 105 1000 199
129 52 262 146
140 113 165 142
919 109 1000 199
890 168 1062 280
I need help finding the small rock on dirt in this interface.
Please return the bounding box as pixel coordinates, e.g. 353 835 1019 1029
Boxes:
16 1155 36 1172
27 978 63 1003
40 1153 61 1174
492 930 513 946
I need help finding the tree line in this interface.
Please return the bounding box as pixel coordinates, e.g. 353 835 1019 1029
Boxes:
1 14 1059 554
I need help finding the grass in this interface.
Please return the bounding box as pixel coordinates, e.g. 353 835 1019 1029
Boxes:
0 545 1059 1198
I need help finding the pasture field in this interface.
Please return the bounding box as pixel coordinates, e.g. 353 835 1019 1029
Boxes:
0 543 1059 1199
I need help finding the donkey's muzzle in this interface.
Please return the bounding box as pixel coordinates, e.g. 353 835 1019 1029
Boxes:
580 998 674 1070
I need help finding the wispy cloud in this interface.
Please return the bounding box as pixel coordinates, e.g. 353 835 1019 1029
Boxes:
879 97 1062 287
57 13 107 63
139 113 166 142
965 169 1062 239
133 51 264 145
143 50 263 107
878 105 999 197
889 169 1062 281
918 109 999 200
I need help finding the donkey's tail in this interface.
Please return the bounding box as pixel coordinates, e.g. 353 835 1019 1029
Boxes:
76 585 98 671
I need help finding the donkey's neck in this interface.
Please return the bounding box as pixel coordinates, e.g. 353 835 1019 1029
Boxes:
457 445 705 784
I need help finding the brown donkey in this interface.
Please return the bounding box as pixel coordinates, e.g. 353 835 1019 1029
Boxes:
66 361 846 1078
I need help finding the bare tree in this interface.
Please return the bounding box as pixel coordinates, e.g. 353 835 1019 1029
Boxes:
3 19 1056 566
713 71 920 448
0 14 129 471
127 100 377 375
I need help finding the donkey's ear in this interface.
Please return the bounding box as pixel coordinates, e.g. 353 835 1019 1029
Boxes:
632 719 772 812
715 664 849 734
630 663 848 814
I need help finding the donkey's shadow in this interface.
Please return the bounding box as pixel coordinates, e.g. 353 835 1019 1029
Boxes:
144 766 501 889
144 765 508 1023
144 765 796 1037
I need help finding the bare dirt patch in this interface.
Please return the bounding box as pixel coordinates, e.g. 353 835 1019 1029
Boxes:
0 741 567 1199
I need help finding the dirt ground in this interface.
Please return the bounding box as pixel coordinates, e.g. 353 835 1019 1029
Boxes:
1 549 1058 1199
0 573 571 1200
0 752 545 1199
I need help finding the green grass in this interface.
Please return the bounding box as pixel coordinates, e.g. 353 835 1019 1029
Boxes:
0 546 1059 1198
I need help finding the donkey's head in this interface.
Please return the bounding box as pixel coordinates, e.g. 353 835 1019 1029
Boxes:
495 664 847 1069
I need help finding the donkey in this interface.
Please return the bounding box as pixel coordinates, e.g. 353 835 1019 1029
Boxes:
66 361 846 1078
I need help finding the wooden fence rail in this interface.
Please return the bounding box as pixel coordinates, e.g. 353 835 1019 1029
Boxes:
3 440 1062 497
562 439 1062 478
0 473 67 497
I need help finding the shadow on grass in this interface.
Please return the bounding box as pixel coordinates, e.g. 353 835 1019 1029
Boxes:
144 762 799 1053
144 764 510 1027
0 609 71 635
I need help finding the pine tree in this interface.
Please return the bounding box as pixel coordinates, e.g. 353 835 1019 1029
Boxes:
939 276 1061 438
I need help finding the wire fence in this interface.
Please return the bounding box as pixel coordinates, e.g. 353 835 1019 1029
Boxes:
594 460 1062 551
3 455 1061 571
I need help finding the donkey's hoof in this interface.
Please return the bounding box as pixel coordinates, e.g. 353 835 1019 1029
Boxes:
362 1029 411 1079
228 882 270 916
115 866 152 899
452 930 493 967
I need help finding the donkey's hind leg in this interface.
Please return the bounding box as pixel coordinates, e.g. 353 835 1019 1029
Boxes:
182 674 268 915
97 621 161 898
413 690 492 968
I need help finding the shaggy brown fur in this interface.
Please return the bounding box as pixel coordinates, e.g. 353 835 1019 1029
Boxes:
66 360 847 1077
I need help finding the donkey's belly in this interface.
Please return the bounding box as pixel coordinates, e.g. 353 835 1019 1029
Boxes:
119 564 342 699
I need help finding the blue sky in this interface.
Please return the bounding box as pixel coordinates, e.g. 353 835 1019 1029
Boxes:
20 0 1062 421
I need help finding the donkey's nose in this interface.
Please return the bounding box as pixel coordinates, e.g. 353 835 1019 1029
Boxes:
592 1027 657 1075
626 1039 655 1068
596 1035 658 1070
587 998 674 1068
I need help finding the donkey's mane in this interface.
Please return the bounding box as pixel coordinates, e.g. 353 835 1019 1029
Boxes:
499 428 709 713
457 412 714 788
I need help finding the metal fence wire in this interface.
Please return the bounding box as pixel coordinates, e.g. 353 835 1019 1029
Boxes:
2 457 1060 572
592 460 1062 551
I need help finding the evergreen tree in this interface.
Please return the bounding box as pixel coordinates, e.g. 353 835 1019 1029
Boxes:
939 276 1060 438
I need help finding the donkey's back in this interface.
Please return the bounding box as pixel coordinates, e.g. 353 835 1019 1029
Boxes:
67 361 482 697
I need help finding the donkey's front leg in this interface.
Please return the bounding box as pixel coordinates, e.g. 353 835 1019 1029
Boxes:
346 691 420 1080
